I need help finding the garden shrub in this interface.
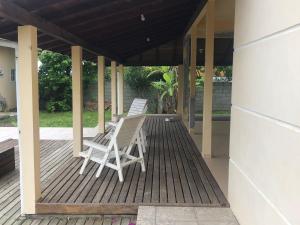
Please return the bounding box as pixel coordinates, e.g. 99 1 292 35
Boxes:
39 50 98 112
39 50 72 112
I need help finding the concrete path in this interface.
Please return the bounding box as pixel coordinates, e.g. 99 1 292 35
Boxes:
137 206 239 225
0 127 99 142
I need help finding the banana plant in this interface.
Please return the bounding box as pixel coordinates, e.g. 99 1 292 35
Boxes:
151 71 178 114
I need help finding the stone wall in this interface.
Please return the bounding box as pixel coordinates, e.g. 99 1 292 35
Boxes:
84 81 232 113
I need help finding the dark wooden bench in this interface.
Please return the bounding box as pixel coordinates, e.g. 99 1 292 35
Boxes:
0 139 15 177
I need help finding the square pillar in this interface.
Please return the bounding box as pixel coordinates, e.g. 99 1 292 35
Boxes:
18 25 40 214
189 26 197 132
98 56 105 133
182 36 191 122
71 46 83 157
111 61 117 120
117 64 124 115
202 0 215 158
177 64 184 115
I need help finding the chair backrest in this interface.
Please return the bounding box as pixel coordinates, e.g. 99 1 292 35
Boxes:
111 114 146 149
127 98 148 116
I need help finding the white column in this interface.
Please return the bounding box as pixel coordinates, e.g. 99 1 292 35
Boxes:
98 56 105 133
189 26 197 133
202 0 215 158
117 64 124 115
71 46 83 157
111 61 117 121
177 64 184 116
18 25 41 214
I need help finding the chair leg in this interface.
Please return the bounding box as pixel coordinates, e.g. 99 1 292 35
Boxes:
137 135 146 172
79 147 92 175
114 144 124 182
95 152 110 178
141 129 148 147
139 130 146 153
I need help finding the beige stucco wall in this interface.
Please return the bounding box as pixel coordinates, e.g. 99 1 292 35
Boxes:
0 46 16 111
229 1 300 225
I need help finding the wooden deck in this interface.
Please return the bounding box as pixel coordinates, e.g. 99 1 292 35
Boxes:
0 139 68 224
37 116 228 214
14 215 136 225
0 139 137 225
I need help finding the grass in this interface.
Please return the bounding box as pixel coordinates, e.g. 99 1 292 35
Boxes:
0 110 111 127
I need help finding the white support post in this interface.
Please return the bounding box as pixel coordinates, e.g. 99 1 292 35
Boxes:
72 46 83 157
202 0 215 158
111 61 117 121
117 64 124 115
177 64 184 116
98 56 105 133
189 26 197 133
18 25 41 214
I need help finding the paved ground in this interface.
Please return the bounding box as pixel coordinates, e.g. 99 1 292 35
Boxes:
137 206 239 225
0 127 99 142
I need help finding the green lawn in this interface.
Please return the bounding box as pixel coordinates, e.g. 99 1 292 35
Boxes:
0 111 111 127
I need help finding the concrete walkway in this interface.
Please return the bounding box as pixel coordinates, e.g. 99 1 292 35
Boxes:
0 127 98 142
137 206 239 225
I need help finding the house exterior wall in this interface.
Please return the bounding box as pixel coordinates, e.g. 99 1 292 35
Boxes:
0 46 16 111
229 1 300 225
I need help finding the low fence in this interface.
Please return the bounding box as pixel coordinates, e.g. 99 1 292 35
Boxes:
84 81 232 113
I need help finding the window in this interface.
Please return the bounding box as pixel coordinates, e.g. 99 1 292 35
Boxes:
11 69 15 81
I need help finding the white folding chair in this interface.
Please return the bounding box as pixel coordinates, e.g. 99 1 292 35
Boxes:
105 98 148 151
79 114 146 182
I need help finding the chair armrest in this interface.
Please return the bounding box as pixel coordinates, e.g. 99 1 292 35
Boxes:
112 114 126 122
83 140 108 152
107 121 118 127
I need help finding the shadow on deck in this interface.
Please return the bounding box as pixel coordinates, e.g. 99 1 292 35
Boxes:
37 115 229 214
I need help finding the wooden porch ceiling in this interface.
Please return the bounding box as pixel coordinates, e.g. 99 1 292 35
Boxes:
0 0 233 65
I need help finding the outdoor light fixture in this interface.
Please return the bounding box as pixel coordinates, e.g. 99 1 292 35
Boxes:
146 37 151 42
141 14 146 21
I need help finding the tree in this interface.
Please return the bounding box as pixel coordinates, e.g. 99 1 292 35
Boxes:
39 50 99 112
151 71 178 114
39 50 72 112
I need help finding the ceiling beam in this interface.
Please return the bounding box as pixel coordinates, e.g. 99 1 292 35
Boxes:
0 0 122 61
184 0 207 36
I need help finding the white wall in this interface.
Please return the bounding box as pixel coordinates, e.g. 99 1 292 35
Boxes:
229 1 300 225
0 46 16 110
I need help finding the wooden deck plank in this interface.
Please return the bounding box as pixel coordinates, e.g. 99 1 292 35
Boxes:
133 118 152 203
158 118 167 203
163 117 185 203
117 159 136 203
176 120 227 205
175 120 218 204
125 158 141 203
161 118 176 203
151 117 160 203
169 119 203 203
109 166 129 203
0 140 68 225
141 117 156 203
